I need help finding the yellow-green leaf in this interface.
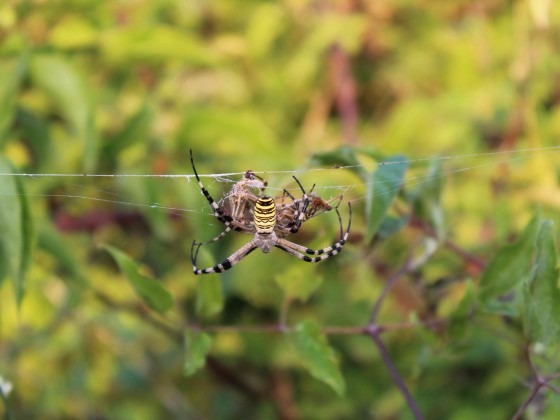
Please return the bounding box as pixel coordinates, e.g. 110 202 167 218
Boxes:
0 157 33 306
290 320 345 396
196 276 224 318
184 330 212 376
365 155 409 243
478 216 542 304
275 265 323 302
523 220 560 345
30 55 97 172
0 57 24 142
104 245 173 314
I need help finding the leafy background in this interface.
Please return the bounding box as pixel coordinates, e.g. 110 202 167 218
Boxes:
1 0 560 418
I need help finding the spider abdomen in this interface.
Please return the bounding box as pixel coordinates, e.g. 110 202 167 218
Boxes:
254 196 276 234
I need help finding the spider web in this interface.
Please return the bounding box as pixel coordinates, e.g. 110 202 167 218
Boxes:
0 145 559 228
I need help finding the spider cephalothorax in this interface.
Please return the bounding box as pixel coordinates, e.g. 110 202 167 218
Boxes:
189 150 351 275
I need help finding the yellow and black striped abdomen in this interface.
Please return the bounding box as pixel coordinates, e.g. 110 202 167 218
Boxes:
254 196 276 234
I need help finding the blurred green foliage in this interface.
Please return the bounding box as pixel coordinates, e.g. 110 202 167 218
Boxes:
1 0 560 418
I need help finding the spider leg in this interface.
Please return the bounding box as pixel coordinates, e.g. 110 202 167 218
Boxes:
275 202 352 262
276 188 299 228
191 240 258 275
190 149 242 232
275 242 342 263
289 176 311 234
282 188 296 202
193 226 235 246
194 219 254 246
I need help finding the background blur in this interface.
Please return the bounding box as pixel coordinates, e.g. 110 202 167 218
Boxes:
1 0 560 418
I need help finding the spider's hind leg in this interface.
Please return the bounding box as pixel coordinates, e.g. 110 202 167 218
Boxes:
191 240 259 275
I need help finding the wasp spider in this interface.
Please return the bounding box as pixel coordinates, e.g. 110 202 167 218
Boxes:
190 150 351 275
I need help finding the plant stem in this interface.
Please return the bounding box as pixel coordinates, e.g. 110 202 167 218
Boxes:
369 330 424 420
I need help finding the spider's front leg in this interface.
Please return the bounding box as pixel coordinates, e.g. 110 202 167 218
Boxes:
190 149 242 234
288 176 313 234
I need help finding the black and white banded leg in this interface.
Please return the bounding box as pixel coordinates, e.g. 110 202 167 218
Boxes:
275 203 351 263
288 176 312 234
191 240 258 275
190 149 243 241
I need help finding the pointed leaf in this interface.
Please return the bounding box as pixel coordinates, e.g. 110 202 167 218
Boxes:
104 245 173 314
38 222 88 287
523 221 560 345
291 320 345 396
0 157 33 305
184 330 212 376
104 103 153 158
409 159 446 240
275 265 323 302
14 108 51 170
310 146 366 178
365 155 409 243
478 216 542 304
449 280 476 339
377 215 409 239
196 276 224 318
30 55 97 171
0 58 25 142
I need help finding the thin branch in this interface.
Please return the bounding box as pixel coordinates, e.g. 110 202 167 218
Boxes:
370 259 413 324
512 384 541 420
544 383 560 395
192 324 284 334
545 371 560 382
368 330 424 420
188 321 447 336
408 213 486 272
381 318 448 332
512 346 560 419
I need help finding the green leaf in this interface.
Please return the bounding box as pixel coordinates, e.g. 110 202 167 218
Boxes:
195 276 224 318
104 103 153 160
184 330 212 376
14 108 51 170
0 57 25 142
449 280 476 339
409 159 446 240
104 245 173 314
309 146 366 179
478 216 542 304
275 265 323 302
247 4 285 58
290 320 345 396
365 155 409 243
377 215 409 239
38 222 88 287
29 55 97 172
0 157 33 306
410 312 439 346
523 220 560 345
100 26 221 66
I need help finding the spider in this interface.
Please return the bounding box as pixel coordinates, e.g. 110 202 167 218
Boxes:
189 150 352 275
